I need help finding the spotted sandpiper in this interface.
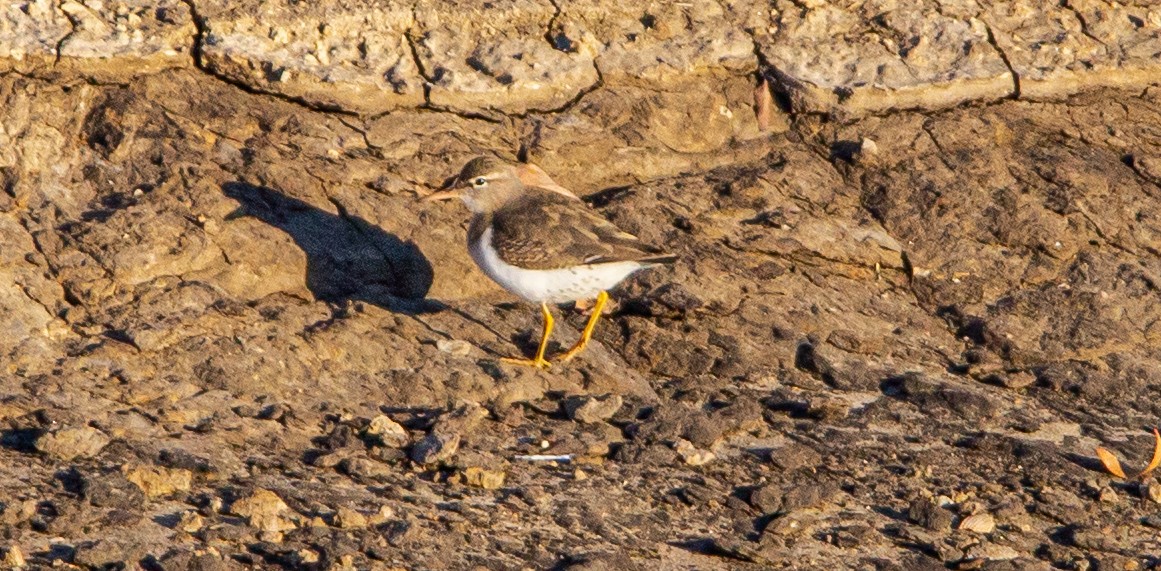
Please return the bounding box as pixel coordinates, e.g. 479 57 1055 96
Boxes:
424 156 676 368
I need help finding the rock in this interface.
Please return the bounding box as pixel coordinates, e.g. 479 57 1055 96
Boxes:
333 506 367 529
461 466 506 490
0 500 37 526
958 513 996 533
178 510 205 533
750 485 783 514
123 465 193 498
436 339 472 356
229 489 297 533
985 0 1161 100
998 371 1038 389
672 438 715 466
412 0 599 115
364 415 409 448
410 401 486 465
1146 482 1161 504
1 545 24 567
35 426 110 460
82 471 145 509
769 444 822 471
562 394 623 424
909 498 954 531
338 457 393 480
73 539 149 569
782 484 837 511
196 0 423 114
963 543 1020 562
0 0 193 77
759 2 1013 117
410 432 461 466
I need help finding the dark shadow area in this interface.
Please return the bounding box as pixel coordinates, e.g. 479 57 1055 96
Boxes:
222 182 441 314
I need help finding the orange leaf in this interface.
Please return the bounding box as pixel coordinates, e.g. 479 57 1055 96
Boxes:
1137 428 1161 479
1096 447 1127 479
754 78 774 132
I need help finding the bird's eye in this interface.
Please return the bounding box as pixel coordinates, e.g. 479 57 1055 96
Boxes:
473 177 487 187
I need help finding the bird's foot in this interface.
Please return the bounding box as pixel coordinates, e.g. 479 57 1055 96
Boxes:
557 341 588 363
500 356 552 370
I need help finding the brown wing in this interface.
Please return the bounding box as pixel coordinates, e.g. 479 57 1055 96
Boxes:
489 188 674 270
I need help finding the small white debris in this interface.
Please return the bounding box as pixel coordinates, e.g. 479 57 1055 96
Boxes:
514 454 573 463
436 339 471 356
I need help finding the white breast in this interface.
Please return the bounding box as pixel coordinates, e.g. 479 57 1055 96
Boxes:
469 227 645 304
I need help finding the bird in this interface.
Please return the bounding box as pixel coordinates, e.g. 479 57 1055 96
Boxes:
423 156 676 369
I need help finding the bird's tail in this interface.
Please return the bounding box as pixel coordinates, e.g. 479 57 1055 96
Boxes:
639 253 678 265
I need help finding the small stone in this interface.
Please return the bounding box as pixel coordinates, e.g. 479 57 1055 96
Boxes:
35 426 110 460
364 415 408 448
958 513 996 533
1146 482 1161 504
338 457 392 479
562 394 623 424
461 466 506 490
909 497 954 531
370 505 394 524
436 339 472 356
229 489 297 533
82 472 145 509
2 545 25 567
333 506 367 529
750 485 783 514
673 438 715 466
999 371 1037 389
178 510 205 533
123 465 193 498
963 543 1019 561
1098 486 1118 503
573 468 587 481
769 444 822 471
410 432 460 465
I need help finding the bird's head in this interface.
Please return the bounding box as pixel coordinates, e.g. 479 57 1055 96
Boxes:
423 156 523 213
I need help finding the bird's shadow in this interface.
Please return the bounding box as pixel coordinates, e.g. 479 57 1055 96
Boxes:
221 181 442 314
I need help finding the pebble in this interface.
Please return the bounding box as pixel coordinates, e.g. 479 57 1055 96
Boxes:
909 497 954 531
410 432 461 466
1146 482 1161 504
2 545 24 567
35 426 110 460
958 513 996 533
229 489 297 533
333 506 367 529
364 415 409 448
123 465 193 498
673 438 715 466
436 339 472 356
461 466 506 490
562 394 623 424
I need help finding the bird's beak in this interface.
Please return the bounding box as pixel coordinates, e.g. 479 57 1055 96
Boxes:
422 188 462 202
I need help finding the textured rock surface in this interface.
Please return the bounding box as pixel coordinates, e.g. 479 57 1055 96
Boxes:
196 0 424 113
1 1 1161 569
759 0 1015 116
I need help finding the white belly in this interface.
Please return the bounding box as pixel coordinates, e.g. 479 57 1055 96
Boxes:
470 227 644 303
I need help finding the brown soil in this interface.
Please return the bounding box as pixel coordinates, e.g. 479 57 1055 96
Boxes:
2 64 1161 570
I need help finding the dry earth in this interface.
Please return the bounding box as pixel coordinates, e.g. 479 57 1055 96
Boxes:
2 0 1161 569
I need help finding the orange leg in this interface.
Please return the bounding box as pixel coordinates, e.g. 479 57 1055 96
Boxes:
501 302 553 369
559 291 609 362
